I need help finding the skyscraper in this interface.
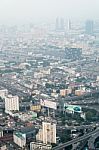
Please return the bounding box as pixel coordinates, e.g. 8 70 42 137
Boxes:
68 20 71 30
55 17 59 31
36 122 56 144
60 18 64 31
42 122 56 144
55 17 65 31
85 20 94 35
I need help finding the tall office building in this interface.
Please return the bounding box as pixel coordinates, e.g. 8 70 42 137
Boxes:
36 122 56 144
5 95 19 111
42 122 56 144
55 17 59 31
60 18 64 31
68 20 71 30
85 20 94 35
55 17 65 31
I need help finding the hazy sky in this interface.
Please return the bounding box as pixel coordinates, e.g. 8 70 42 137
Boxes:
0 0 99 24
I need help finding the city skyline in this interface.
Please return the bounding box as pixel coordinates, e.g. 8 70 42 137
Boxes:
0 0 99 25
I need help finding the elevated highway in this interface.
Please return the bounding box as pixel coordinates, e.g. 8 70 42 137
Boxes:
52 128 99 150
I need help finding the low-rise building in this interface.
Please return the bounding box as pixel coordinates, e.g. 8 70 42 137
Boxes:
30 105 41 112
13 132 26 148
13 126 38 148
0 89 8 99
75 89 85 96
5 111 37 121
60 89 66 96
0 128 3 137
0 143 7 150
30 142 52 150
64 104 82 114
60 89 72 96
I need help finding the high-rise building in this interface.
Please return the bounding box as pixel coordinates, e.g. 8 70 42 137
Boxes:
60 18 64 31
55 17 59 31
85 20 94 35
42 122 56 144
55 17 65 31
5 95 19 111
36 122 56 144
68 20 71 30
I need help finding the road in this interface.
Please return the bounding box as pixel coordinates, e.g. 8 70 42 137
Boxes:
0 79 29 97
57 123 99 130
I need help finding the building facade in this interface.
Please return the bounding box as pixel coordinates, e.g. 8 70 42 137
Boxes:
5 95 19 111
13 132 26 148
85 20 94 35
36 122 56 144
30 142 52 150
0 89 8 99
0 128 3 137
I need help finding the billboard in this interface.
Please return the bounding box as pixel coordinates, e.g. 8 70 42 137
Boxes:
30 105 41 111
40 99 57 110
